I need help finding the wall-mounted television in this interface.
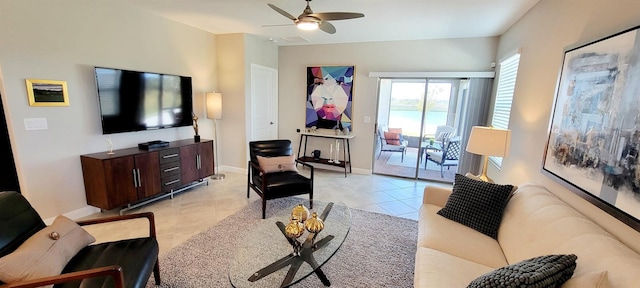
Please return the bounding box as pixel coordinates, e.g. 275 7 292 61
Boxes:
94 67 193 134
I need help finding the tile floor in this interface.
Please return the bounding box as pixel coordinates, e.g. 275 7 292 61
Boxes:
82 169 452 255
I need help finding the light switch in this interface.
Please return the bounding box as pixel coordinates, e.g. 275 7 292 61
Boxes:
364 116 371 123
24 118 48 131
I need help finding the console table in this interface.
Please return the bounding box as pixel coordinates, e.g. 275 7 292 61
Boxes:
296 132 354 177
80 139 214 214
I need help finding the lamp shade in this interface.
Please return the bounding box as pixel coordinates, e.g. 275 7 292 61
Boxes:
466 126 511 157
206 92 222 120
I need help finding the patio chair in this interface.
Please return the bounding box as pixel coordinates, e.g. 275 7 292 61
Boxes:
377 126 408 162
420 125 456 161
425 136 461 177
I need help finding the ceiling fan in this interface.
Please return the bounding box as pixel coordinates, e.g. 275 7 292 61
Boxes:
267 0 364 34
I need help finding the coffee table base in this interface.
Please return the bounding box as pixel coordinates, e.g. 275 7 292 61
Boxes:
248 203 335 287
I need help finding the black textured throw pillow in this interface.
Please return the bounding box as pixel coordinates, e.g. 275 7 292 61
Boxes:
437 174 514 239
467 254 578 288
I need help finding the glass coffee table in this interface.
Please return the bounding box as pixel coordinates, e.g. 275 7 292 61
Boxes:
229 201 351 288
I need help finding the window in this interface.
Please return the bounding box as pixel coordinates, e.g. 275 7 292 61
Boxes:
490 53 520 168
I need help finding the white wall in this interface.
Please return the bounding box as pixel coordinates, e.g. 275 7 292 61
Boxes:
0 1 218 219
277 37 498 173
216 33 278 171
494 0 640 251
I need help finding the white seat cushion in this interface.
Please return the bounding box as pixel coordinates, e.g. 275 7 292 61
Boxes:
415 247 494 288
418 204 509 268
427 151 444 162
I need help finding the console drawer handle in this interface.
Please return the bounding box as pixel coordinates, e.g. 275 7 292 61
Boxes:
163 167 179 172
162 154 179 159
164 179 180 186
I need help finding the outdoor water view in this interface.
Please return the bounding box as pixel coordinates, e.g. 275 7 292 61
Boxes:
374 80 457 181
388 82 451 138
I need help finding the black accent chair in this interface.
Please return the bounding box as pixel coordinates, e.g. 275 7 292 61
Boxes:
247 140 314 219
0 191 160 288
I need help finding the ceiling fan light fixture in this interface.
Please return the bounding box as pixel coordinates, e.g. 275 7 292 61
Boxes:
296 21 319 30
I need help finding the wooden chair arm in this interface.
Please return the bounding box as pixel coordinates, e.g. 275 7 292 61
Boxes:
249 161 266 175
295 159 315 171
76 212 156 238
0 265 125 288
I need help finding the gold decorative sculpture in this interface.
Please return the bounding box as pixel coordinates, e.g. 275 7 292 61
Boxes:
291 204 310 222
248 202 335 286
304 212 324 234
284 219 305 239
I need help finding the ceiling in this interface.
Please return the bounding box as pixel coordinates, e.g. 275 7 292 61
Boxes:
115 0 540 46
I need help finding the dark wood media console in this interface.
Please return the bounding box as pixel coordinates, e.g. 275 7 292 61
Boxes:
80 139 214 212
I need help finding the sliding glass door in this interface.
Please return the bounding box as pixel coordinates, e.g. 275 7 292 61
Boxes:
374 78 464 182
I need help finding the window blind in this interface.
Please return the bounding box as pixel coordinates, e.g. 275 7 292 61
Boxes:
490 54 520 168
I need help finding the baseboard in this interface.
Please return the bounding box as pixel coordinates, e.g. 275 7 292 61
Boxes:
352 168 372 175
219 165 246 174
43 205 101 225
218 165 371 176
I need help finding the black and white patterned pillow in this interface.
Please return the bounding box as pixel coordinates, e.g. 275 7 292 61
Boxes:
437 174 514 239
468 254 578 288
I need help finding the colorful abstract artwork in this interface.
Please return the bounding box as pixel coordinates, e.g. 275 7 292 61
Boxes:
543 25 640 228
306 66 354 131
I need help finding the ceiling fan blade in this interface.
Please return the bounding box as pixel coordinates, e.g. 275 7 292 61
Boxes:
309 12 364 21
261 24 294 27
319 21 336 34
267 4 297 21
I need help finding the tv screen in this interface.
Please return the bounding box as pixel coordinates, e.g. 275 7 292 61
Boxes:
94 67 193 134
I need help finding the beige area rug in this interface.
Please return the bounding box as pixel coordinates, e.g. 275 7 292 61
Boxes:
146 197 418 287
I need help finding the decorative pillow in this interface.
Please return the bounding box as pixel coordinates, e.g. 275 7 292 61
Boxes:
467 254 578 288
384 131 401 145
388 127 403 135
562 271 610 288
437 173 514 238
0 215 96 283
256 155 298 173
464 172 519 197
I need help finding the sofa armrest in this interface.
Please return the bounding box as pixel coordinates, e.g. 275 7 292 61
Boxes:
76 212 156 238
423 186 452 207
0 265 124 288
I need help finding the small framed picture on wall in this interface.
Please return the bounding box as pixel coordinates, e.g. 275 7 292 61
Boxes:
25 79 69 106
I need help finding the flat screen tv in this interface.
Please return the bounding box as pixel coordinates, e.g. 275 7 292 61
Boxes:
94 67 193 134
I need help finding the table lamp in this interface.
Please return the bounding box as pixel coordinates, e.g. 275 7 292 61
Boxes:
465 126 511 183
206 92 225 180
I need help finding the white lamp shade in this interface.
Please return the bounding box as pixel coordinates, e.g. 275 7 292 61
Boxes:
465 126 511 157
206 92 222 120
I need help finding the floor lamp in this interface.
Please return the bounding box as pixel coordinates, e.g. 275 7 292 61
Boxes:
465 126 511 183
206 92 225 180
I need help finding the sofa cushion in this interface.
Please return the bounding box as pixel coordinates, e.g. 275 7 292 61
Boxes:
0 215 95 283
419 203 508 268
562 271 610 288
498 184 640 287
437 174 513 239
414 247 494 288
467 254 577 288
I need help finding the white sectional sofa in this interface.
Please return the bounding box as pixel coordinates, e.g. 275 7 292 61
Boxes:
415 182 640 287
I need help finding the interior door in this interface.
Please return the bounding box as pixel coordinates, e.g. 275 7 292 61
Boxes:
250 64 278 141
